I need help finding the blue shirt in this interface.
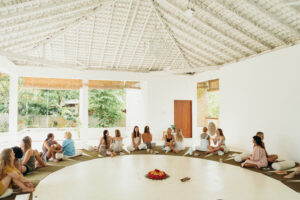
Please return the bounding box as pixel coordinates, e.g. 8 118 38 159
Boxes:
62 139 75 156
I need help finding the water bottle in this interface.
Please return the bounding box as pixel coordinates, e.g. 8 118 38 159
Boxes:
189 147 193 155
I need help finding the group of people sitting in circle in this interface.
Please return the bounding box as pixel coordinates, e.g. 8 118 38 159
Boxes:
1 126 299 197
97 125 186 156
0 131 78 196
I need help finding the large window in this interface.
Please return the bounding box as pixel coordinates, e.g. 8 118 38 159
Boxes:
88 89 126 128
197 79 220 127
18 77 81 130
0 73 9 133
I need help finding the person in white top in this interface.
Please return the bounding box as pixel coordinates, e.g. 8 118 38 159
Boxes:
174 128 185 153
111 129 123 153
195 127 213 152
127 126 147 152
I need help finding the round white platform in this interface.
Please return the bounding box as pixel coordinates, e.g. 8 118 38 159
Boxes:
34 155 300 200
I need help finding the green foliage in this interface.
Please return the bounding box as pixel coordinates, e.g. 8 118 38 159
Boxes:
18 88 79 128
88 89 126 128
207 91 220 118
0 75 9 114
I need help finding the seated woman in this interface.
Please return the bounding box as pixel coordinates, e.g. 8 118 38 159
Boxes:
205 128 227 155
174 128 185 153
13 145 47 170
164 128 176 153
20 136 36 175
111 129 123 153
0 174 12 198
241 136 268 168
97 130 115 157
284 165 300 179
195 127 213 152
142 126 156 150
62 131 76 157
127 126 147 152
42 133 62 162
256 132 278 163
0 148 34 193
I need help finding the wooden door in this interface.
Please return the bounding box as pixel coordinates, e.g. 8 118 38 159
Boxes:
174 100 192 138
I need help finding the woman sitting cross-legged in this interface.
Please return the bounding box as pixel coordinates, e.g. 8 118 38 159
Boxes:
205 128 227 155
127 126 147 152
241 136 268 169
256 132 278 163
62 131 82 157
164 128 176 153
98 130 115 157
0 148 34 193
42 133 63 162
20 136 36 175
195 127 213 152
174 128 185 153
142 126 156 150
111 129 123 153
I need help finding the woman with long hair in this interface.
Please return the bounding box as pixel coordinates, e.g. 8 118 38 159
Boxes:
241 136 268 168
20 136 36 175
98 130 115 157
0 148 34 193
127 126 146 152
42 133 62 162
174 128 185 153
205 128 227 155
142 126 156 150
111 129 123 153
164 128 176 153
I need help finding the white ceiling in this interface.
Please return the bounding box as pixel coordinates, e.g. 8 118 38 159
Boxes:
0 0 299 74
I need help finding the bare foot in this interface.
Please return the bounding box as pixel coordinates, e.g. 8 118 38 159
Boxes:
284 172 295 179
22 187 34 193
53 159 59 163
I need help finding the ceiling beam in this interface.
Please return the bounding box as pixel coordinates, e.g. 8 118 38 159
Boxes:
0 3 98 34
192 0 274 50
0 0 97 24
163 0 260 54
87 15 97 66
215 0 287 45
115 0 141 69
29 0 115 51
111 0 135 69
151 0 192 70
156 4 243 59
2 29 61 50
167 20 235 61
0 18 78 43
126 7 153 69
100 1 116 66
178 42 218 65
158 1 254 56
175 36 226 64
0 50 81 70
148 58 157 71
246 0 300 37
137 45 149 70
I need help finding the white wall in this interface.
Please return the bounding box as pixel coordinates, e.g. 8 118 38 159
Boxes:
146 74 195 140
220 44 300 161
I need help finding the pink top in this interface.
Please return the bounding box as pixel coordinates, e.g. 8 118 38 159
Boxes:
242 146 268 168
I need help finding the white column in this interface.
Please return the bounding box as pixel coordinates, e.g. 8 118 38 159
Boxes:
79 79 89 138
9 74 19 135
